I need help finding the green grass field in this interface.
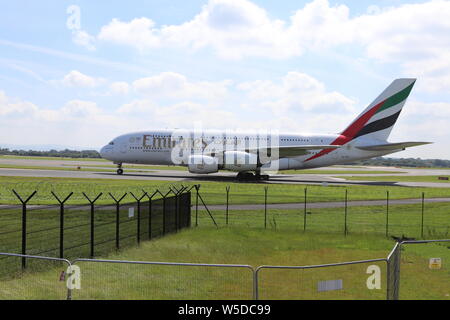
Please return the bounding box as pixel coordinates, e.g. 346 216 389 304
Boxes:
0 155 107 162
0 227 448 300
277 169 406 174
1 175 450 206
0 164 118 173
342 175 450 183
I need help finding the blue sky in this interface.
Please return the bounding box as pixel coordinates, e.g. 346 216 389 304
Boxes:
1 0 449 159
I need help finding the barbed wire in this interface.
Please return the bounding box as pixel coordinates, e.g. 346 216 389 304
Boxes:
0 181 186 204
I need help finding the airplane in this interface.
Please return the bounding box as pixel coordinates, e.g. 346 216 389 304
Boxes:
100 78 431 180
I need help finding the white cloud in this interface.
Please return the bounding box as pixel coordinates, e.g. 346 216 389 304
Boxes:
61 70 104 88
94 0 450 91
0 90 38 117
97 0 298 59
61 100 102 118
238 72 356 117
72 30 96 51
132 72 231 100
94 0 353 59
109 81 130 95
98 17 160 52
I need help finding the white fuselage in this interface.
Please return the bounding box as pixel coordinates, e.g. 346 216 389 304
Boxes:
100 129 394 173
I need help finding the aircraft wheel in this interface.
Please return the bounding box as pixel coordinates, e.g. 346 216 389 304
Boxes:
117 168 124 175
236 172 254 181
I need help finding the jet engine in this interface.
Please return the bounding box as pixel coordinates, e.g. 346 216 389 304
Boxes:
187 155 219 174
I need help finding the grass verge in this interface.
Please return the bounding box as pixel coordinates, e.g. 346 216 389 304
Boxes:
0 227 448 299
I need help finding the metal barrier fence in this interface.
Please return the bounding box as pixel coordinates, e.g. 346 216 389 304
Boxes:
393 239 450 300
0 252 71 300
0 239 448 300
255 259 388 300
70 258 254 300
0 190 191 276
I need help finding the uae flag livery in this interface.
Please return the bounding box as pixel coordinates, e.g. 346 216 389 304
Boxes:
306 79 416 161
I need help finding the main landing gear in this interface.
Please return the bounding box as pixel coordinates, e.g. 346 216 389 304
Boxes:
116 163 123 175
236 171 269 181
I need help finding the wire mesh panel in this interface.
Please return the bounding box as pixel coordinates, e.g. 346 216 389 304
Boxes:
164 196 177 234
151 198 164 238
178 193 191 229
398 241 450 300
26 205 60 257
140 201 150 240
0 206 22 276
347 205 388 236
257 260 387 300
388 204 424 238
93 204 116 256
119 202 139 248
0 253 70 299
421 203 450 238
71 260 254 300
63 205 91 259
0 205 22 253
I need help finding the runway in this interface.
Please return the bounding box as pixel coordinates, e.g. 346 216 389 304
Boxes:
1 165 450 188
1 156 450 187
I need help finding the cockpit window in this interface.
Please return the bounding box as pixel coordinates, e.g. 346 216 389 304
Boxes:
109 141 114 145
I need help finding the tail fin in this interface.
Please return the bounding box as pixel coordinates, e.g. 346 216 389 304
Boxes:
342 78 416 142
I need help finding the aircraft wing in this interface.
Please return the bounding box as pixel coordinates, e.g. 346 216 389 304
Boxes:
355 141 431 151
248 145 341 158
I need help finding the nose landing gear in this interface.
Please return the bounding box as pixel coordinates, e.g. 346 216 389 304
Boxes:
116 163 123 175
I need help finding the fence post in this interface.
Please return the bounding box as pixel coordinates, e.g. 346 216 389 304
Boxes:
109 193 128 250
184 185 196 228
344 189 348 236
303 187 307 231
130 191 147 244
264 186 268 229
154 190 171 235
169 187 184 233
51 191 73 259
226 186 230 225
421 192 425 238
12 189 37 269
386 191 389 237
195 185 200 227
144 190 159 240
82 192 103 258
176 186 187 231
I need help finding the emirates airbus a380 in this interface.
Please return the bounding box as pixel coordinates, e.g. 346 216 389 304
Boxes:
100 78 431 180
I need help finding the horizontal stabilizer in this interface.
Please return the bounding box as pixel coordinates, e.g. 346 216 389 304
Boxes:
355 141 431 151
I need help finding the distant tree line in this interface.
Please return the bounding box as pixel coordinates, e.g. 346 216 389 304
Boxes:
0 148 101 158
350 157 450 168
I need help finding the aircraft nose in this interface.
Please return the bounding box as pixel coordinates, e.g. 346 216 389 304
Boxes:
100 145 113 159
